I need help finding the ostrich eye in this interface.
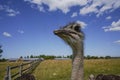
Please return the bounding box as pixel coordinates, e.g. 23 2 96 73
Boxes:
74 26 80 32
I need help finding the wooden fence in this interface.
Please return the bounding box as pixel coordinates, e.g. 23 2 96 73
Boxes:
4 59 41 80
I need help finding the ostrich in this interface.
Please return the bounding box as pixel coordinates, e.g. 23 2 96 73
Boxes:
89 74 120 80
54 22 84 80
15 74 35 80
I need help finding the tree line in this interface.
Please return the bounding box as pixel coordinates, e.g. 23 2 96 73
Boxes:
22 54 119 60
84 55 112 59
0 45 119 61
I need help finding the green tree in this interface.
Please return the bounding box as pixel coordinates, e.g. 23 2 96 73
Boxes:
27 56 29 58
20 56 23 59
100 56 104 59
91 56 99 59
30 55 34 58
105 56 111 59
0 45 3 58
86 55 91 59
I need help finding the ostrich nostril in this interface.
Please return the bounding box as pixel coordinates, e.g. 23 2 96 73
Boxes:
53 30 58 35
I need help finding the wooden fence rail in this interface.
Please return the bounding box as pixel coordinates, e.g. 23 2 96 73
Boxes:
4 59 41 80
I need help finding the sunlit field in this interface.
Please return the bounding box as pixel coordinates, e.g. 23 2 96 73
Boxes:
0 62 22 80
33 59 120 80
0 59 120 80
33 60 71 80
0 61 29 80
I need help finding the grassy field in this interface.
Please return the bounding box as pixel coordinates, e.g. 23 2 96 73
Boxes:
0 59 120 80
0 61 30 80
0 61 23 80
33 59 120 80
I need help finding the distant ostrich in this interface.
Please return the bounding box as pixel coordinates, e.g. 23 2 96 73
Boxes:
16 74 35 80
89 74 120 80
54 22 84 80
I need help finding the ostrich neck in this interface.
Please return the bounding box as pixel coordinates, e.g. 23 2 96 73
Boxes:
71 41 84 80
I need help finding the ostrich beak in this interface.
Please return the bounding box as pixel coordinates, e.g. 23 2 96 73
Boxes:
54 30 62 35
54 30 58 35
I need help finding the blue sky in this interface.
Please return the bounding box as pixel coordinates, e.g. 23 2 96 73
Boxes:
0 0 120 58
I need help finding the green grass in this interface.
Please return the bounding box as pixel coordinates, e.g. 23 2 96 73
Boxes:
33 60 71 80
0 59 120 80
0 61 29 80
0 61 22 80
32 59 120 80
84 59 120 80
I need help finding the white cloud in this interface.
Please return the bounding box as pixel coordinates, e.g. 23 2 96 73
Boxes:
114 40 120 44
71 12 77 18
37 5 45 12
30 4 45 12
76 20 87 28
80 0 120 17
24 0 88 13
80 4 98 15
24 0 120 17
3 32 12 37
6 7 20 16
7 12 20 17
0 5 20 17
103 19 120 32
18 30 24 34
106 16 112 20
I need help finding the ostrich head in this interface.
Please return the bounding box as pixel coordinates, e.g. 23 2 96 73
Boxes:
54 22 84 50
54 22 84 80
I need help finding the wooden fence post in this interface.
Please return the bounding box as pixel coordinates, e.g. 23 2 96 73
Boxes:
4 66 11 80
8 66 11 80
31 61 34 70
19 64 22 77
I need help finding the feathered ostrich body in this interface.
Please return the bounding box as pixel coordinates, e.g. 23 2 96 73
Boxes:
54 22 84 80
